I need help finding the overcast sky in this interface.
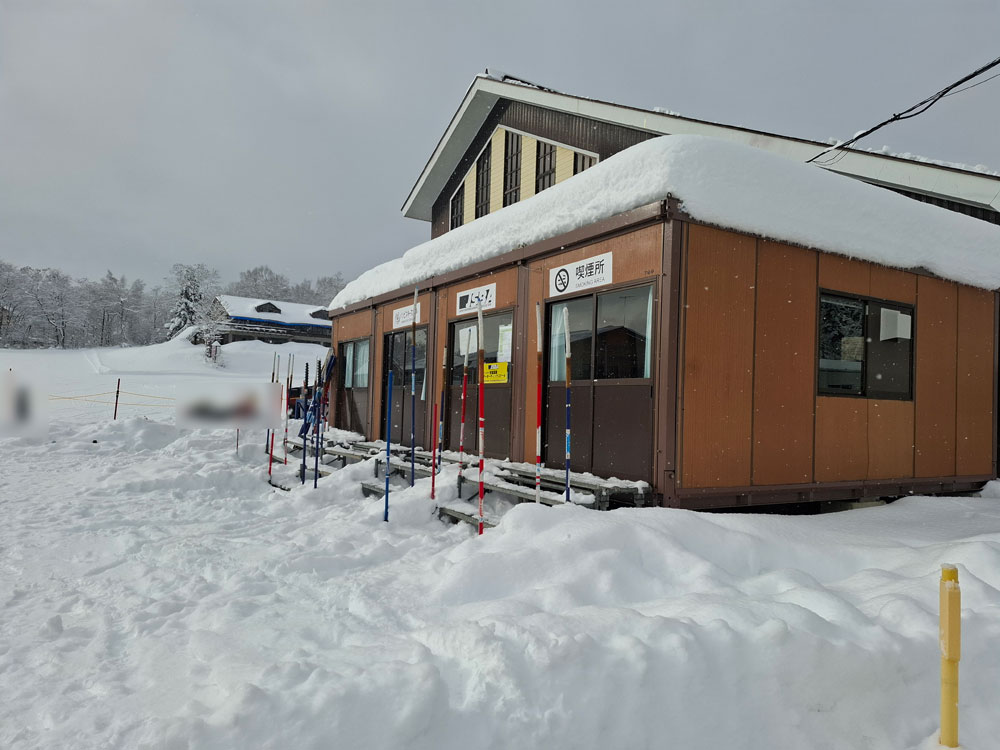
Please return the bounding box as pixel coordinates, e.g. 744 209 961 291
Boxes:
1 0 998 291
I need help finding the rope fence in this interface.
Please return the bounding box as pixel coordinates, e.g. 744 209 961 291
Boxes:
46 382 176 419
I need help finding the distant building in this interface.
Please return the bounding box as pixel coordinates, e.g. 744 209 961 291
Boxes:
209 295 331 345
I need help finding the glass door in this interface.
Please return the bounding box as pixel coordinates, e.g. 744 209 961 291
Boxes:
381 327 427 446
445 311 514 459
545 284 654 480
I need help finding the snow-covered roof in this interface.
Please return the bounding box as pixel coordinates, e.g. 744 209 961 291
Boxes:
216 295 331 328
332 135 1000 310
401 75 1000 222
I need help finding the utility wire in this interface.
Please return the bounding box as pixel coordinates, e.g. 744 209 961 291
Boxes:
806 54 1000 165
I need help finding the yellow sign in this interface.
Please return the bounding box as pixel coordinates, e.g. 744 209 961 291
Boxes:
483 362 509 384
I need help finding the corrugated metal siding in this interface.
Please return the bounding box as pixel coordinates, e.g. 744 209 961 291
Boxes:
500 100 653 157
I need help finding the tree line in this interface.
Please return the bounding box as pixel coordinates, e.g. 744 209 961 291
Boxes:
0 262 344 349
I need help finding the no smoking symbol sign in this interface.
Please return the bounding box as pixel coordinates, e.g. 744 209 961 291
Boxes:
554 268 570 293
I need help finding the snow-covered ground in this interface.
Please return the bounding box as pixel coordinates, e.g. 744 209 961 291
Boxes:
2 339 999 749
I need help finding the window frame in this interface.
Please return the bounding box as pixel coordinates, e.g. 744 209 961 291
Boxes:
448 308 515 386
573 152 596 175
536 141 556 193
816 289 915 401
450 183 464 230
339 337 371 390
546 280 656 385
503 131 521 207
475 147 491 218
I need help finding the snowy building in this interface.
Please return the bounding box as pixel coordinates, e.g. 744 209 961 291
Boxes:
210 295 331 346
328 75 1000 509
404 72 1000 235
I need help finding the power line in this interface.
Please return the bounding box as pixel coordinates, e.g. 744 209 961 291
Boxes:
943 70 1000 98
807 54 1000 165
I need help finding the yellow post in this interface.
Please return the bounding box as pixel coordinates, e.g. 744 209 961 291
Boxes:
939 564 961 748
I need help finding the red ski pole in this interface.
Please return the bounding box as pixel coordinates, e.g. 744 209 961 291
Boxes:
535 303 543 503
430 402 438 500
457 328 471 494
476 302 486 535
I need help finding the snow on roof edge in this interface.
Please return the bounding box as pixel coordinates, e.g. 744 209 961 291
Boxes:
217 295 331 328
331 135 1000 311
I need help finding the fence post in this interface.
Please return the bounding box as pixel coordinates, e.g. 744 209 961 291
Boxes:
940 564 961 748
113 378 121 420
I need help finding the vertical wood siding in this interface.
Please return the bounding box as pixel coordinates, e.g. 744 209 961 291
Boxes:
814 397 868 481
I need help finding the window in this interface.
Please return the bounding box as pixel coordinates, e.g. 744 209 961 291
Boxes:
536 141 556 193
596 286 653 378
450 184 464 229
548 285 654 381
475 148 490 218
818 293 913 399
573 153 596 175
450 312 514 384
340 339 370 389
503 131 521 207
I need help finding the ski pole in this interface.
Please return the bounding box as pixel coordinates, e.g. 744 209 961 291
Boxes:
458 328 470 494
314 363 321 488
384 370 393 522
284 354 293 465
113 378 121 420
535 303 543 503
430 402 438 500
439 346 447 472
268 355 280 478
563 306 571 504
477 302 485 535
410 289 417 487
266 352 276 452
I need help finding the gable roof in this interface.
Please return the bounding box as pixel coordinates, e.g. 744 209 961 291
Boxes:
401 74 1000 223
334 135 1000 310
216 295 331 328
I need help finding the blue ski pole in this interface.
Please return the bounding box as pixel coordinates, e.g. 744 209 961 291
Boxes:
562 306 571 504
384 370 393 522
410 289 417 487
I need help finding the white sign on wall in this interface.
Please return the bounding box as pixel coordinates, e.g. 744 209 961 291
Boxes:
456 282 497 316
549 252 613 297
392 302 421 329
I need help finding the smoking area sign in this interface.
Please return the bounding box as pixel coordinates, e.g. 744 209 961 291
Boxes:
549 252 613 296
483 362 509 384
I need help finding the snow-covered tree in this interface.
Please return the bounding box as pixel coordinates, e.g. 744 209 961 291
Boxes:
224 265 291 301
164 263 219 339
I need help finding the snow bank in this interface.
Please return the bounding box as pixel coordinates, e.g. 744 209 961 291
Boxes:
331 135 1000 309
3 342 1000 748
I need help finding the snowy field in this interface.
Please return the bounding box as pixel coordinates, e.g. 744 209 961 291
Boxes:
2 338 999 749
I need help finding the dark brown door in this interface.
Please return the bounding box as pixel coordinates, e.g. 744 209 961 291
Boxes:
544 285 654 481
445 312 514 459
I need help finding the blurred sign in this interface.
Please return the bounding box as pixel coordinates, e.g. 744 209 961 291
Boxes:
484 362 508 384
1 372 47 438
549 252 613 296
177 382 281 429
392 302 421 329
456 283 496 315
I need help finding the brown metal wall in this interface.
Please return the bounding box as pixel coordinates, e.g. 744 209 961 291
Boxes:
678 225 757 488
914 276 958 477
956 285 995 476
752 241 817 485
330 310 374 431
679 223 996 494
